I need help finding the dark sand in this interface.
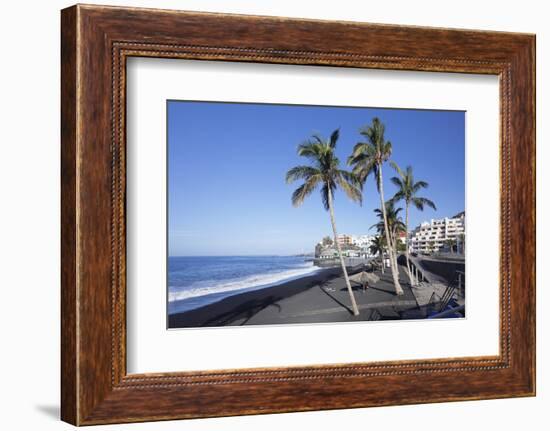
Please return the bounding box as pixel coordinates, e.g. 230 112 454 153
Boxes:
168 266 420 328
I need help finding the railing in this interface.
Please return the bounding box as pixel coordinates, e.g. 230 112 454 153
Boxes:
409 261 426 284
437 283 457 312
427 270 463 313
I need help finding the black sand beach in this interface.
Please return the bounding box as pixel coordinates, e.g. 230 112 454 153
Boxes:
168 266 420 328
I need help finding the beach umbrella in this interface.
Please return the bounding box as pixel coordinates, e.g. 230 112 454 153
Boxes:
363 272 380 285
350 271 379 286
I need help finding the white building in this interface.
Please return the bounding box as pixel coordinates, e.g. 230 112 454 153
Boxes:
318 248 362 259
352 235 378 257
319 234 378 258
352 234 376 248
409 211 465 254
318 248 338 259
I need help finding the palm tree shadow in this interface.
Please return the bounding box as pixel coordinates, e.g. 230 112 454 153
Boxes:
341 284 396 296
318 281 354 315
203 296 284 326
240 302 282 325
339 283 367 292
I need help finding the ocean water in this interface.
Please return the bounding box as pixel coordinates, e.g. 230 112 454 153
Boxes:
168 256 319 314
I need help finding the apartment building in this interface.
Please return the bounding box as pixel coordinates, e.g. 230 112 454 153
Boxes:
318 234 377 258
351 234 376 248
336 234 353 247
409 211 465 254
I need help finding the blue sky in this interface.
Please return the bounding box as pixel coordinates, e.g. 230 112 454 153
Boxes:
168 100 464 256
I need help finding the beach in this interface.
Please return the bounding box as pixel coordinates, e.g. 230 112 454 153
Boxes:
168 265 421 328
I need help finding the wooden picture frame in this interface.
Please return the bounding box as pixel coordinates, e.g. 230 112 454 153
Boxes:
61 4 535 425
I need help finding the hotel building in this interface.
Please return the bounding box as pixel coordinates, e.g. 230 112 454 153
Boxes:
409 211 465 254
336 234 354 247
317 234 378 258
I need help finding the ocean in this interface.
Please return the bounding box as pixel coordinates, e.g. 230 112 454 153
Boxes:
168 256 319 314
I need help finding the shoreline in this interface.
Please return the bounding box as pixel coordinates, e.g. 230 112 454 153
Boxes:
167 264 428 328
168 264 326 314
168 265 363 328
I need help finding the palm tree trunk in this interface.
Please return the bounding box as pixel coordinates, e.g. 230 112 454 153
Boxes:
379 250 385 274
327 187 360 315
404 203 415 286
378 167 404 295
391 229 400 279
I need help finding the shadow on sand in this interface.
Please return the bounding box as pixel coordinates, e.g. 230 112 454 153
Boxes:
169 268 349 328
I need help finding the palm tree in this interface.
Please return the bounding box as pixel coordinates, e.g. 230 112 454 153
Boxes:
371 201 406 263
369 235 386 274
321 236 334 247
444 238 456 253
389 164 436 286
348 118 404 295
286 129 362 316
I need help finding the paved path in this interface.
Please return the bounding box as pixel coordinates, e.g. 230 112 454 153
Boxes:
169 264 432 328
240 266 419 325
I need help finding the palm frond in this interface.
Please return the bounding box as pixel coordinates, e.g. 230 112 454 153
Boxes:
297 141 323 160
349 118 395 196
347 142 371 163
389 164 436 215
370 220 385 233
382 141 393 160
412 197 437 211
351 158 376 183
288 130 363 212
337 169 362 188
390 160 404 178
335 172 362 205
291 176 320 207
285 165 321 184
320 182 336 211
369 235 385 254
390 189 405 203
390 176 403 188
329 129 340 149
412 180 429 192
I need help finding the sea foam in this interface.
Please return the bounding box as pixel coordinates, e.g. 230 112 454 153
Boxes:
168 263 319 302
